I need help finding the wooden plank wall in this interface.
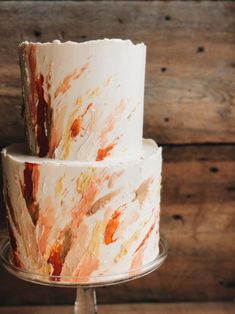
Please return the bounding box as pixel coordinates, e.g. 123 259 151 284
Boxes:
0 0 235 305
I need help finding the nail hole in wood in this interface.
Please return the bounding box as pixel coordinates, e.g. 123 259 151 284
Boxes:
186 194 192 199
218 278 224 285
165 15 171 21
227 186 235 192
197 46 205 53
118 18 124 24
225 281 235 288
210 167 219 173
164 117 169 122
172 214 184 222
34 30 41 38
161 67 167 73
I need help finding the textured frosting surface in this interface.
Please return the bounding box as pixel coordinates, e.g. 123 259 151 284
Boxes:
19 39 146 161
2 140 162 281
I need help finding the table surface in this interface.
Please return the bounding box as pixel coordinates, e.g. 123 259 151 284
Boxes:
0 303 235 314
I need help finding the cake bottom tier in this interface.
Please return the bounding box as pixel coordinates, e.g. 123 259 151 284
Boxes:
2 139 162 282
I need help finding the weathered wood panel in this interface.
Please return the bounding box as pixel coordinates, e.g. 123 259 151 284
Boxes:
1 303 235 314
0 1 235 146
0 144 234 304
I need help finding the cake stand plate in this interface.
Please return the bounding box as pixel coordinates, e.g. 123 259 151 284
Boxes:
0 235 168 313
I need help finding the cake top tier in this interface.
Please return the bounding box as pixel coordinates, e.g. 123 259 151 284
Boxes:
19 39 146 161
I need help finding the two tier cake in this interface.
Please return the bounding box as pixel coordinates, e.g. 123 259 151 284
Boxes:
2 39 162 282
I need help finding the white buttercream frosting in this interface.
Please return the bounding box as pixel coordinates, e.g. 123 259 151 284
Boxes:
19 39 146 160
2 139 162 281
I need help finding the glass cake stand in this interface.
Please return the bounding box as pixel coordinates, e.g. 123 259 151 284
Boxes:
0 235 168 313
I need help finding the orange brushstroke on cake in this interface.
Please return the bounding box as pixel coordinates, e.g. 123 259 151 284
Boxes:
88 189 121 215
104 210 122 245
70 103 93 138
100 99 126 146
27 44 52 157
135 223 155 253
72 221 104 281
74 254 99 281
130 245 145 270
37 197 55 256
54 63 89 98
61 103 93 159
130 223 155 271
35 73 51 157
114 209 139 240
100 117 114 146
47 242 63 278
96 143 116 161
47 226 72 278
133 177 153 206
8 220 22 268
70 118 81 138
61 222 89 276
114 215 154 263
71 179 99 229
5 186 19 231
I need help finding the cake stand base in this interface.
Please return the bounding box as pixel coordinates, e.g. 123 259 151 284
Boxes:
0 235 168 313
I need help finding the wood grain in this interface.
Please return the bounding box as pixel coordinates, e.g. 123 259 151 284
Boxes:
0 1 234 146
0 0 234 306
1 303 235 314
0 144 234 304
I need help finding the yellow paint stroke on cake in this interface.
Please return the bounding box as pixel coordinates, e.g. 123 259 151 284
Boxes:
114 230 140 263
103 76 112 87
76 172 92 195
54 63 89 98
114 217 153 263
55 177 64 197
37 197 55 257
88 220 105 253
76 96 83 106
88 87 101 98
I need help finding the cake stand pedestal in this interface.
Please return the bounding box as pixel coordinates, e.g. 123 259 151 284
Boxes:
0 235 168 314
